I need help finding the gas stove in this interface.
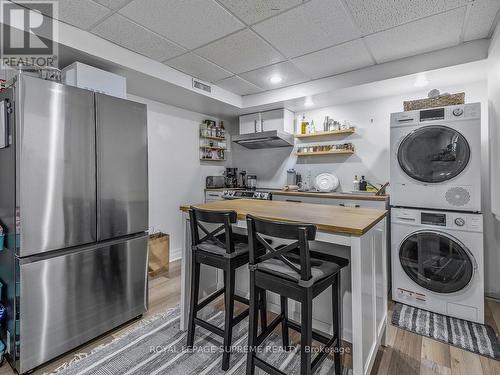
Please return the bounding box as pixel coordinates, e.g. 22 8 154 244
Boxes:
222 189 272 200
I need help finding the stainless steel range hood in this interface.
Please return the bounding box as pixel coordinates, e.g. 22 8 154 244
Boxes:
232 130 294 149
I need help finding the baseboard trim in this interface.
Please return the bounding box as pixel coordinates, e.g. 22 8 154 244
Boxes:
170 247 182 262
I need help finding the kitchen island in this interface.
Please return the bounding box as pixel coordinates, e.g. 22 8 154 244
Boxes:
179 199 388 375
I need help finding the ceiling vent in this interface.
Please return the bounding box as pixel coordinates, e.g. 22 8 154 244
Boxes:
192 79 211 94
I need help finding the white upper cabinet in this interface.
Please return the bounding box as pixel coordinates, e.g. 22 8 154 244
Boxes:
239 108 294 135
239 112 260 134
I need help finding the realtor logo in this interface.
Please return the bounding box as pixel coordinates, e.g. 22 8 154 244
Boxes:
1 1 58 68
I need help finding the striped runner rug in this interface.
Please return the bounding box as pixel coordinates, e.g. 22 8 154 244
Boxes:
48 306 351 375
392 303 500 360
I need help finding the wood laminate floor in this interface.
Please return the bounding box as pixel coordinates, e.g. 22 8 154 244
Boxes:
1 260 499 375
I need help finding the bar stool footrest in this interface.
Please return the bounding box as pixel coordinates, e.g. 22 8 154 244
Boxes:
193 317 224 337
197 288 225 311
256 314 284 347
233 294 250 305
254 356 287 375
232 308 249 326
311 336 339 372
287 319 335 345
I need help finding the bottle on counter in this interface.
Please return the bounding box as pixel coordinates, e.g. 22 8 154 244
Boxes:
352 175 360 192
359 176 367 191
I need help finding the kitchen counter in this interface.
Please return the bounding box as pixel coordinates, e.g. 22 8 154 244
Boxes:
271 190 388 201
180 199 386 235
204 188 389 201
179 199 388 375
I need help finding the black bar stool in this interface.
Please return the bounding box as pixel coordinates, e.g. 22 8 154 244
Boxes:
187 207 267 371
245 215 349 375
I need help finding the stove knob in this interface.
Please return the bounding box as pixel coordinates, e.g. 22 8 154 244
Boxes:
452 108 464 117
454 217 466 227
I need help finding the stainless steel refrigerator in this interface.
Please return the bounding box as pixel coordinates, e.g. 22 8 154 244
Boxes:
0 74 149 374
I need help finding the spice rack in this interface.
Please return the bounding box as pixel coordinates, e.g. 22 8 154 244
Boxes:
295 144 354 157
200 121 227 161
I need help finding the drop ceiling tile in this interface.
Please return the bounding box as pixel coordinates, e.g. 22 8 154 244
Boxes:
344 0 469 35
463 0 500 41
24 0 111 29
217 0 303 25
166 53 232 82
119 0 244 49
239 61 310 90
215 76 264 95
253 0 360 58
364 8 466 64
195 29 284 74
92 14 186 61
291 39 374 79
93 0 133 10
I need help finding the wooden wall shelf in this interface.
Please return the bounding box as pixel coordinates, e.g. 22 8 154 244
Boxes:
200 135 226 141
295 129 355 139
295 150 354 157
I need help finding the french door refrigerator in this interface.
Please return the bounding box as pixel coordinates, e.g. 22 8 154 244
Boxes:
0 74 149 374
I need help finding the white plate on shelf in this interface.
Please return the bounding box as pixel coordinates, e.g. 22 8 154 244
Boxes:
314 173 339 192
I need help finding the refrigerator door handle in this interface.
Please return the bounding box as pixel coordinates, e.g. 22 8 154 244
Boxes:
0 99 11 149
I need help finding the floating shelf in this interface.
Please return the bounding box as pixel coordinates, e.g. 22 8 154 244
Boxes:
200 135 226 141
200 158 226 161
295 150 354 157
200 146 226 150
295 129 355 139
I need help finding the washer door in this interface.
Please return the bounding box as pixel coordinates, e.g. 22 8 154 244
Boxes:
397 125 470 183
399 231 474 293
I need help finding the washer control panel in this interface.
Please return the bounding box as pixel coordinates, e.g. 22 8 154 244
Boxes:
391 208 483 232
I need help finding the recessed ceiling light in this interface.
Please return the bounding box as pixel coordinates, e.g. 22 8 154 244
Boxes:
269 75 283 84
304 97 314 107
414 73 429 88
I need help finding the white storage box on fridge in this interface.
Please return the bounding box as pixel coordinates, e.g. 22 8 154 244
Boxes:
62 62 127 99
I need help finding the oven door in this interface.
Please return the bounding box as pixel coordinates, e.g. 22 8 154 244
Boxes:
397 125 470 183
399 230 475 293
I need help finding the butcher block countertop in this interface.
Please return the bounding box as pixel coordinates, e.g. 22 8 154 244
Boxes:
205 188 388 201
271 190 389 201
180 199 387 236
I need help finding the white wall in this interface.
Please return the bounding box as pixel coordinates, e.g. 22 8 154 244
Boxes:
129 95 230 261
486 20 500 299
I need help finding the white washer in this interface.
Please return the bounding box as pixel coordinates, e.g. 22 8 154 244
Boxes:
392 207 484 323
390 103 481 212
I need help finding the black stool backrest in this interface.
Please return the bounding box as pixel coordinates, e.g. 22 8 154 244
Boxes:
189 207 238 255
246 214 317 282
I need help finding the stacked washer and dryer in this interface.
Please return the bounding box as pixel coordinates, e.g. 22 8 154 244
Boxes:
390 103 484 323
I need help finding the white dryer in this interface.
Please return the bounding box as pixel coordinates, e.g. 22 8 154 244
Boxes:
392 207 484 323
390 103 481 212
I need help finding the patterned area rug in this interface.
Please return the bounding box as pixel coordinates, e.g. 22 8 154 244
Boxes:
392 303 500 360
49 306 351 375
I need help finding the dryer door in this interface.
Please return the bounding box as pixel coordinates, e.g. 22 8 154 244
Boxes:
399 231 474 293
397 125 470 183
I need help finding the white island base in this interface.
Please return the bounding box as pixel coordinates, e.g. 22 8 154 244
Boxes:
179 213 388 375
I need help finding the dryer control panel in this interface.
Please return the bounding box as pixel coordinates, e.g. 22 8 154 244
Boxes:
391 207 483 232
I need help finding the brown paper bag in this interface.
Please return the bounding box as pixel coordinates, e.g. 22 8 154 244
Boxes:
148 232 169 276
